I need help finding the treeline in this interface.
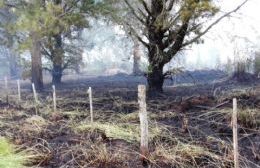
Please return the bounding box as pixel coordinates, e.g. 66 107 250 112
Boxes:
0 0 252 92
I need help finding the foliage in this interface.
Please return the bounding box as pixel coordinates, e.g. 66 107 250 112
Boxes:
114 0 248 91
0 137 27 168
3 0 86 46
0 0 117 78
120 0 220 62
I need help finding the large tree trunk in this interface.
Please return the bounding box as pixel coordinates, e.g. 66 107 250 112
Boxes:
147 63 164 92
147 44 165 92
146 1 165 93
31 33 43 91
52 64 62 84
50 0 64 84
52 34 63 84
147 26 165 93
133 40 142 75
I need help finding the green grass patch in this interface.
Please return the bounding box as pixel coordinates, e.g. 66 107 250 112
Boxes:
0 137 28 168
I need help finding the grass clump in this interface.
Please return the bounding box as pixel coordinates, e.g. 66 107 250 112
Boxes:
76 122 139 142
238 108 260 128
0 137 28 168
75 122 161 143
150 140 230 168
120 111 177 122
82 142 131 167
199 108 260 129
25 115 47 126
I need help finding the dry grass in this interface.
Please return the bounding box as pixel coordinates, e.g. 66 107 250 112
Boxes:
198 107 260 130
238 108 260 129
68 141 133 167
147 125 234 168
0 80 259 168
75 121 162 143
119 111 177 122
150 142 230 168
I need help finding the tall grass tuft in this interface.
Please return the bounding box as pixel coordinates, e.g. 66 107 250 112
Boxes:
0 137 27 168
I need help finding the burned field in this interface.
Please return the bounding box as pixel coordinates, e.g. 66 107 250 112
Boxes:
0 74 259 168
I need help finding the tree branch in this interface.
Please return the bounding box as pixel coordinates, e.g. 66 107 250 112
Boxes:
138 0 151 16
164 21 189 63
124 0 147 25
125 22 149 48
41 43 52 59
182 0 249 47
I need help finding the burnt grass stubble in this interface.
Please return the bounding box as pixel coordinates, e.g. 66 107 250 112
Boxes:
0 73 259 168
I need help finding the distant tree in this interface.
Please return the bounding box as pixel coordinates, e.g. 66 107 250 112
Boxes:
0 6 20 78
42 0 113 84
39 0 87 84
42 37 84 79
224 56 233 76
0 0 114 88
132 38 143 75
122 0 248 92
229 36 258 82
215 55 222 70
254 52 260 77
1 0 47 90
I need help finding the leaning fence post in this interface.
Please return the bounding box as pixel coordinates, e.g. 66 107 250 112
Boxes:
138 85 149 165
32 83 39 115
52 85 57 113
87 87 93 123
4 76 8 103
17 79 21 102
233 98 239 168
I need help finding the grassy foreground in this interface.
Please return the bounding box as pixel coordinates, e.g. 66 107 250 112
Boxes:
0 137 27 168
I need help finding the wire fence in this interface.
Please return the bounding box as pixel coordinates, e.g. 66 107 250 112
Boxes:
0 82 259 168
0 81 258 133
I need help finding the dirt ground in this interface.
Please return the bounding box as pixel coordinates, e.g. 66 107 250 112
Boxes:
0 72 259 168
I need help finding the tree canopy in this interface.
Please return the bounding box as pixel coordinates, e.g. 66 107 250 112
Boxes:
119 0 248 92
0 0 116 88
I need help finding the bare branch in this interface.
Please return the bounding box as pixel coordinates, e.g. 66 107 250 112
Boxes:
138 0 151 15
182 0 249 47
124 0 147 25
42 67 52 72
164 21 189 63
41 43 52 59
125 21 149 47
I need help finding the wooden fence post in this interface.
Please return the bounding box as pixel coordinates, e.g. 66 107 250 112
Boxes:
88 87 93 123
233 98 239 168
17 80 21 102
138 85 149 165
52 85 57 113
4 76 8 103
32 83 39 115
